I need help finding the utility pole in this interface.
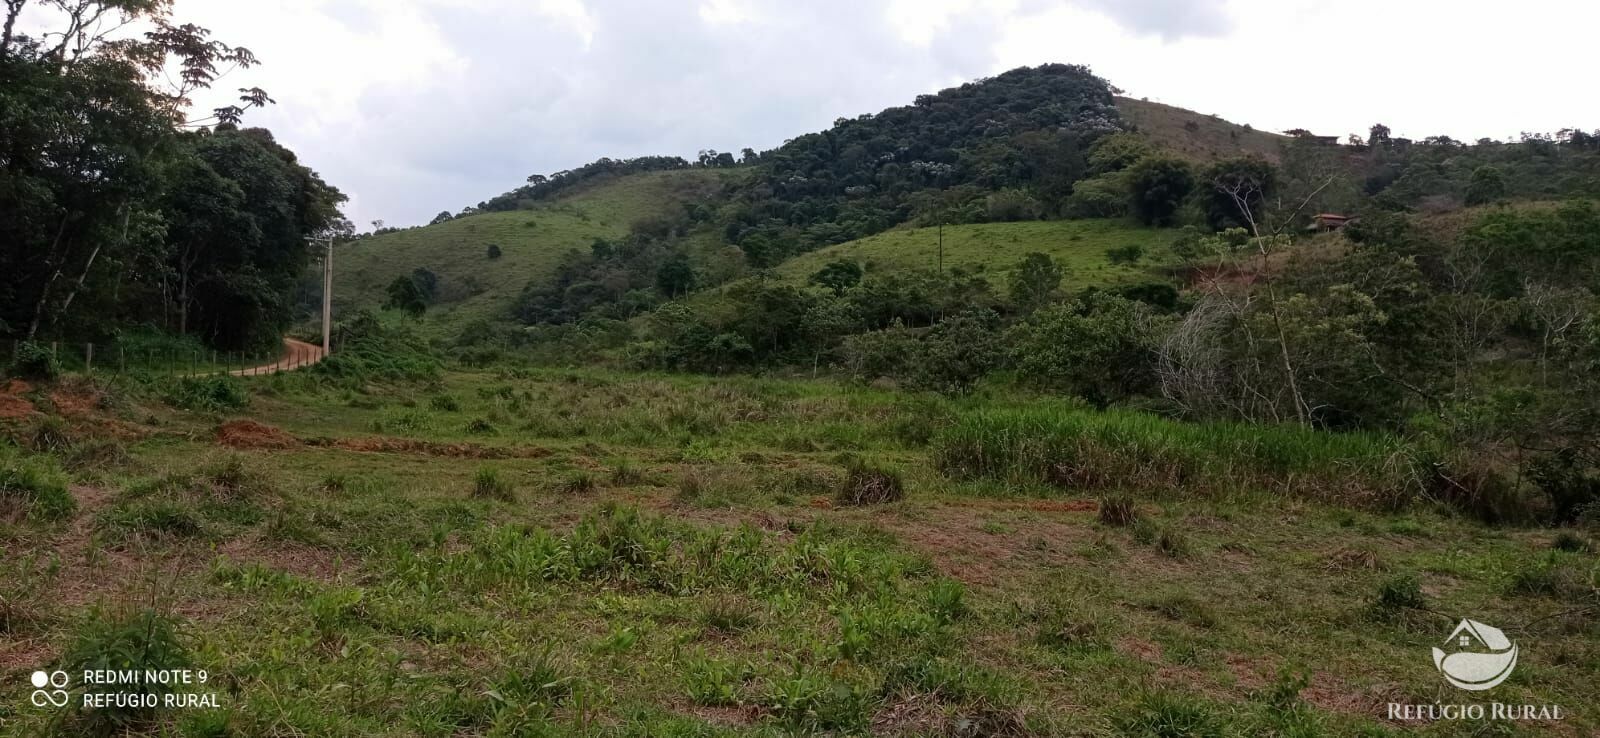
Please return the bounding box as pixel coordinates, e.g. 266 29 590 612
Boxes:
937 221 944 274
317 237 335 355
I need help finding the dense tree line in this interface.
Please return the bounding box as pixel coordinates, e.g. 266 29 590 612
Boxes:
1 1 346 350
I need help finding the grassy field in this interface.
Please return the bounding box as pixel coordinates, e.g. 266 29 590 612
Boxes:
1 369 1595 736
331 169 741 336
1114 97 1289 164
768 219 1176 291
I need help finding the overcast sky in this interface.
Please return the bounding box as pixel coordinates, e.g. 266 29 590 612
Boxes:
92 0 1600 227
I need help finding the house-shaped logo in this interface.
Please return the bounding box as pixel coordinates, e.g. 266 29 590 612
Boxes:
1432 619 1518 691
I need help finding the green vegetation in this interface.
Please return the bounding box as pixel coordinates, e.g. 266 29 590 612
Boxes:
5 17 1600 736
333 169 738 335
1 367 1595 735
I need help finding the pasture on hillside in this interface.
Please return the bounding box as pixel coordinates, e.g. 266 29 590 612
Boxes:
1 368 1594 736
330 170 741 335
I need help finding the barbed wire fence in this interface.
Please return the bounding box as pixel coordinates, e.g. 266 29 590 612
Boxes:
2 332 342 381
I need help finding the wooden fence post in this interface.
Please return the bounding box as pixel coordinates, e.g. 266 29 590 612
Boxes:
85 343 93 372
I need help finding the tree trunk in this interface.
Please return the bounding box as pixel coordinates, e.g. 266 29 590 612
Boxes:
25 216 71 341
1 1 25 59
56 207 128 324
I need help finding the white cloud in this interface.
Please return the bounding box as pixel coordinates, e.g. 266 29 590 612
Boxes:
131 0 1600 227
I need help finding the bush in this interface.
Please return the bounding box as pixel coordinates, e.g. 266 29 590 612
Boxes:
9 341 60 379
1370 574 1426 619
164 376 249 412
1105 244 1145 264
313 310 441 383
0 449 76 521
837 460 905 506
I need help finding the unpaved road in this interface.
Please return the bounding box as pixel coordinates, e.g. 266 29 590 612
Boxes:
230 338 325 377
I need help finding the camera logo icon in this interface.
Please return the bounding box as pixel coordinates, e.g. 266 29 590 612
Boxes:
30 671 70 707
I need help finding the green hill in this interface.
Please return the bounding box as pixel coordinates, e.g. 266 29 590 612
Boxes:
770 219 1176 289
331 168 741 334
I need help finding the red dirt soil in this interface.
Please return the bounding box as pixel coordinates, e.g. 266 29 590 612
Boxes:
215 419 302 449
0 378 37 420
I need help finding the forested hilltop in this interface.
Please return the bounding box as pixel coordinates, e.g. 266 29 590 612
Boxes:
0 2 348 354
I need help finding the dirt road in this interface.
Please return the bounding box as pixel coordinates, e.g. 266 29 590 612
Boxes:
230 338 326 377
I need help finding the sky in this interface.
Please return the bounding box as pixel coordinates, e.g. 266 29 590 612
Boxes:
36 0 1600 227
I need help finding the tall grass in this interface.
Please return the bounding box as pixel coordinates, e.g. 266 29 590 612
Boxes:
933 406 1422 507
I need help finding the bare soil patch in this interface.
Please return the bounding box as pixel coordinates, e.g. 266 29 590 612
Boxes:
216 419 302 449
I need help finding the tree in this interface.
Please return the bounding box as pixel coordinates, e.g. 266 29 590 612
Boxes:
1202 157 1277 231
0 1 341 349
429 211 454 225
1008 292 1164 407
385 276 427 316
655 253 697 298
911 309 1004 394
1127 157 1194 226
410 268 439 300
1369 123 1392 148
1465 165 1506 206
809 260 863 295
1008 253 1063 312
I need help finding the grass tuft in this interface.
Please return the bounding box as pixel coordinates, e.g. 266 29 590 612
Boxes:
1098 495 1138 526
0 449 76 522
472 466 516 502
836 460 905 506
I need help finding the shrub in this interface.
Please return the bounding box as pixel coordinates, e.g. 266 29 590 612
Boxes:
164 376 249 412
837 460 904 506
312 310 441 383
1105 244 1145 264
62 608 191 733
463 417 497 435
0 449 76 521
472 466 515 502
9 341 60 379
1370 573 1426 619
429 394 461 412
